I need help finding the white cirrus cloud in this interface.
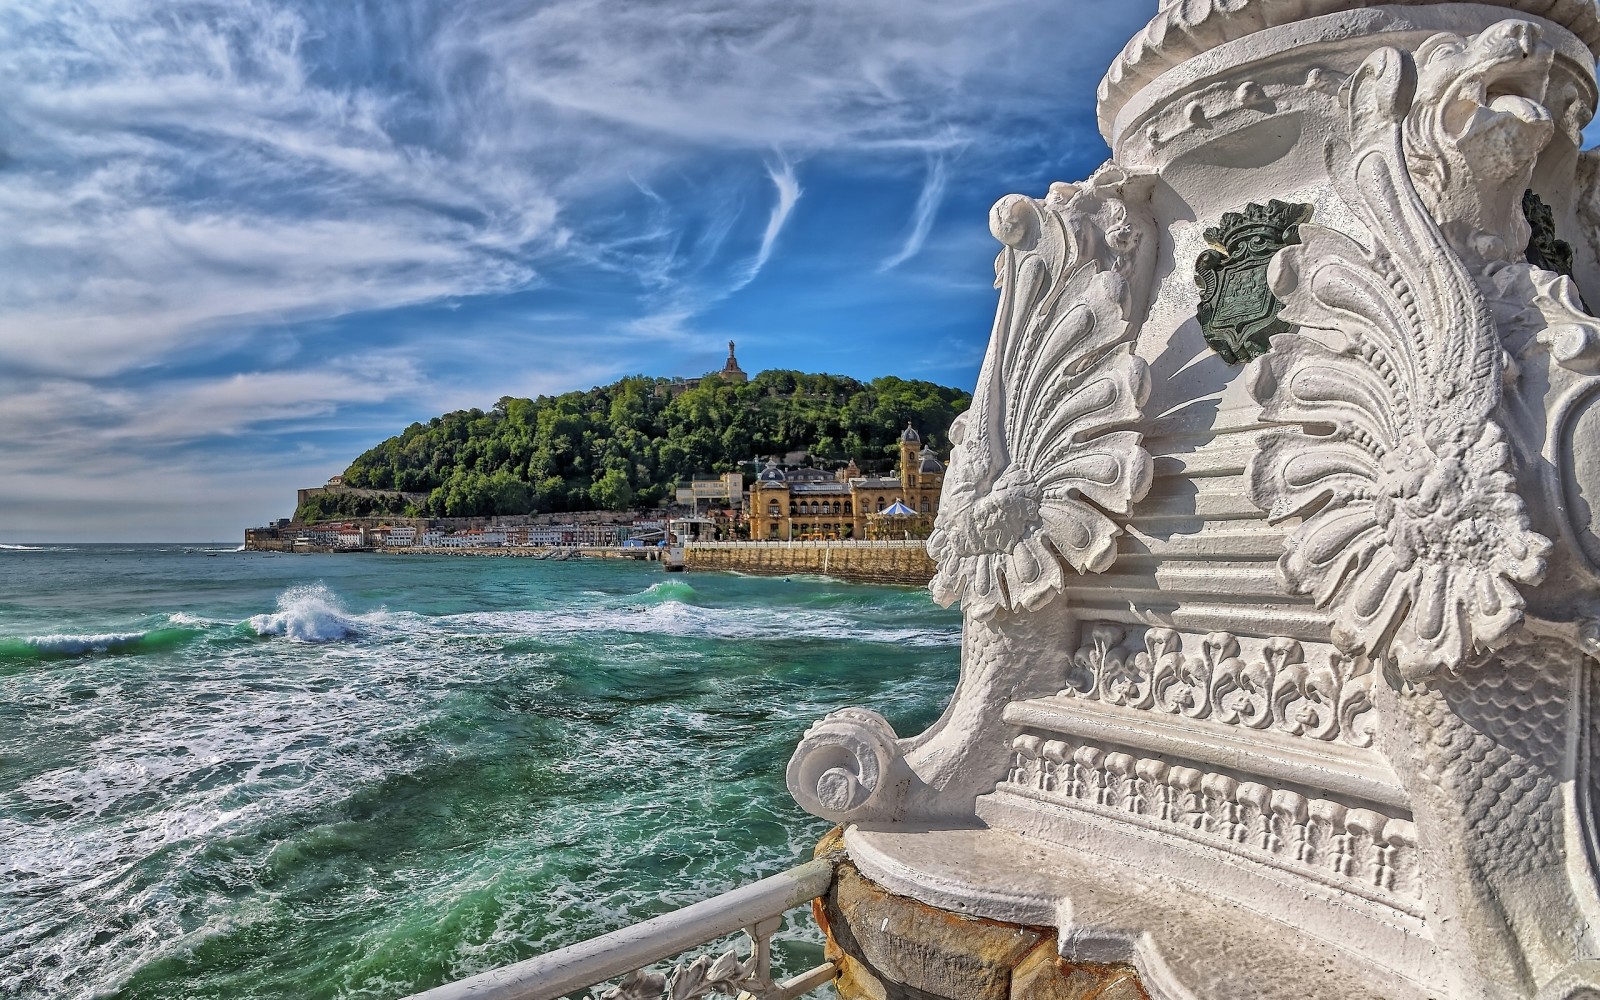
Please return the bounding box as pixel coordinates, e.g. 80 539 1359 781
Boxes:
0 0 1149 538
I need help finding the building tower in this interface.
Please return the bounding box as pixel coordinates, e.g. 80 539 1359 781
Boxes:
898 422 921 490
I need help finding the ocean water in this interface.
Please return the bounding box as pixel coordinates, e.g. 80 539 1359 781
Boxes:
0 545 960 1000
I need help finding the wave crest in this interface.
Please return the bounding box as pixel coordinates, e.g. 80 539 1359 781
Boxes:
0 627 203 664
635 580 698 604
248 584 359 643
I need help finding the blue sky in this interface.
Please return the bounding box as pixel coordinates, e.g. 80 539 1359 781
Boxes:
0 0 1153 541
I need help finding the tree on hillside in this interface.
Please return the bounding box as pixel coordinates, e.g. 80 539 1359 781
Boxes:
307 369 970 519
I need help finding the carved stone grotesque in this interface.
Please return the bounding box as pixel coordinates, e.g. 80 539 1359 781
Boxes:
790 3 1600 999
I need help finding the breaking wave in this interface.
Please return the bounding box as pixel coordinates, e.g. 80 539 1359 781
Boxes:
247 583 361 643
634 580 699 604
0 627 204 665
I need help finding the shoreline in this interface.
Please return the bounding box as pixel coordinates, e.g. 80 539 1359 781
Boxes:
241 539 936 585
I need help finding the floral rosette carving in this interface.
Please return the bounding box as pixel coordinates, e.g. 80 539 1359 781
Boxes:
928 167 1154 620
1247 28 1554 682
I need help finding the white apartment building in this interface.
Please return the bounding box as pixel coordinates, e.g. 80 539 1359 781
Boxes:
387 526 417 546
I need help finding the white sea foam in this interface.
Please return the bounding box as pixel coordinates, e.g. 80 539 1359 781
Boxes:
451 599 958 647
0 542 45 551
248 583 360 642
1 640 447 996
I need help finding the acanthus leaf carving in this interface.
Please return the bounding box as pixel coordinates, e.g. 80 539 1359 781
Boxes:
1246 24 1555 682
928 165 1155 620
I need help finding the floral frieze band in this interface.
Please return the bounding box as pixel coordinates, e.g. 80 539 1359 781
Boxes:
1061 623 1376 747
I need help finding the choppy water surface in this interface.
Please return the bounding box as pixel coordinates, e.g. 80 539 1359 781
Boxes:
0 546 959 999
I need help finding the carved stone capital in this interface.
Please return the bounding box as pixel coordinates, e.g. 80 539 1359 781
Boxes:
1098 0 1600 143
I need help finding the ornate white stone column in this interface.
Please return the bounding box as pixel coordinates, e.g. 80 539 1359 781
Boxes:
788 3 1600 998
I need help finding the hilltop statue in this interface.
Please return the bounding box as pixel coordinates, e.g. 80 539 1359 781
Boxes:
788 2 1600 998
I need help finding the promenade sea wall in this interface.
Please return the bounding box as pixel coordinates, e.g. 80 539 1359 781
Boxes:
685 540 934 585
244 538 933 584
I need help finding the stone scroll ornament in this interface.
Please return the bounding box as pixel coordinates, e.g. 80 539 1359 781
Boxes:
927 166 1155 620
1246 23 1557 683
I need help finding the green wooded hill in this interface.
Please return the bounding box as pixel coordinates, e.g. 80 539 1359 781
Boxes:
296 370 971 521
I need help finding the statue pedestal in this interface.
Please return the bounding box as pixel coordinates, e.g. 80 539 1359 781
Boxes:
790 3 1600 998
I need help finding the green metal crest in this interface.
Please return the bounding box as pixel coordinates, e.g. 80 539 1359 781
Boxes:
1194 199 1314 365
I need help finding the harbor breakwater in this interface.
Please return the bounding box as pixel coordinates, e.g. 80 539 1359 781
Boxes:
684 540 934 585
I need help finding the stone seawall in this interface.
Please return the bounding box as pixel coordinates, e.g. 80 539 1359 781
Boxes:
685 541 934 586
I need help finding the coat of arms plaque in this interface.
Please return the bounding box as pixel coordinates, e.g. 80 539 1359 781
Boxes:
1194 199 1314 364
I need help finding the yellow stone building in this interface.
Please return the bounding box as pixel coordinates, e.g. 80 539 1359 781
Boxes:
748 423 946 540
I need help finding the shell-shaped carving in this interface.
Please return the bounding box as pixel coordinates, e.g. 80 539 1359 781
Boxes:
927 169 1153 621
785 707 903 823
1247 39 1552 681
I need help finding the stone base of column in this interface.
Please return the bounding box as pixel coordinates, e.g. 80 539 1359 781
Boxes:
812 830 1147 1000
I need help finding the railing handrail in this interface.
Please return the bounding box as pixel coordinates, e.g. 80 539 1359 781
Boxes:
402 858 835 1000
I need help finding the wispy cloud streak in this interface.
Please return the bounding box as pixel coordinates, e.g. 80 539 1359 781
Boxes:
732 156 803 292
882 156 950 271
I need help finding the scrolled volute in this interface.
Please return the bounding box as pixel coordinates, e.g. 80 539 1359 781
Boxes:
786 708 905 823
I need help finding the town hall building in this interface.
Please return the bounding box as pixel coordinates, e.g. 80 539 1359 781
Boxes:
749 422 945 540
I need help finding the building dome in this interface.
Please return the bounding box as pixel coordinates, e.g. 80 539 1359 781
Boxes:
757 458 786 482
900 421 921 443
918 446 944 474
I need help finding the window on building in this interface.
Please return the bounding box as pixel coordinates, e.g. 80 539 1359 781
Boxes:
769 522 779 538
921 499 930 514
877 498 885 512
845 502 852 515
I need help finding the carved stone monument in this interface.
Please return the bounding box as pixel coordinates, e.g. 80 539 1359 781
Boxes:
788 2 1600 997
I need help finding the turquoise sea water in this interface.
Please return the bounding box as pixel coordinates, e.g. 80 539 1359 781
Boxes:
0 545 960 1000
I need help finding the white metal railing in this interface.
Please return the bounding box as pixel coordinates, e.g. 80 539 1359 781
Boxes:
401 859 836 1000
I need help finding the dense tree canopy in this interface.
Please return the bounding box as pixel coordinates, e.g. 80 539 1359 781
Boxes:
297 370 970 521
